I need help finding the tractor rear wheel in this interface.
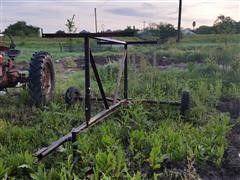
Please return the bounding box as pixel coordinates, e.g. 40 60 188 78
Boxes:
28 51 55 105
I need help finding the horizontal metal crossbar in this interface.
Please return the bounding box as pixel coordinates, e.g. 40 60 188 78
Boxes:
76 96 180 106
41 32 134 38
33 99 127 160
97 40 158 45
95 37 126 44
127 40 158 45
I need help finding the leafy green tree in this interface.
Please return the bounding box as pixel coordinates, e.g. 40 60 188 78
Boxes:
123 26 139 34
195 26 215 34
65 14 77 33
213 15 236 45
65 14 77 52
213 15 236 34
145 23 176 42
147 23 159 36
4 21 39 36
157 23 176 42
56 30 65 34
236 21 240 33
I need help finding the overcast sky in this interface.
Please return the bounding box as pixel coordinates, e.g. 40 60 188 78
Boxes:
1 0 239 33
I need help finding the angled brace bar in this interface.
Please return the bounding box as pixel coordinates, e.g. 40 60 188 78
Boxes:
90 50 109 109
97 40 158 45
113 51 127 104
33 100 127 160
94 37 126 44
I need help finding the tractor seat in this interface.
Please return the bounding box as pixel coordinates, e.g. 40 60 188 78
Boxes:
6 49 21 58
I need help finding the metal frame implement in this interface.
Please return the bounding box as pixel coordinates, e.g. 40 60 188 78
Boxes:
34 32 190 163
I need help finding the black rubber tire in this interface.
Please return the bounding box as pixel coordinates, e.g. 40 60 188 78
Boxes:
180 90 190 115
65 86 80 105
28 51 55 105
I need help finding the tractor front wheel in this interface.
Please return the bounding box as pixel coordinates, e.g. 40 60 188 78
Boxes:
64 86 80 105
28 51 55 105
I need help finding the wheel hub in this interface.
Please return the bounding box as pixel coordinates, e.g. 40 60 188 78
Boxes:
42 63 52 100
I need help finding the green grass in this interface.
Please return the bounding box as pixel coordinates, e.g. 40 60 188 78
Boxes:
0 34 239 179
5 34 240 63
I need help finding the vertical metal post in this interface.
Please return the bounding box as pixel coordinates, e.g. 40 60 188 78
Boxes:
124 44 128 99
85 37 91 125
72 129 78 165
176 0 182 43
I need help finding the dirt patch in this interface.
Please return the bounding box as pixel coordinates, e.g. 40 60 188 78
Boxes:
217 98 240 119
12 54 203 75
75 55 121 67
155 96 240 179
57 55 198 74
198 97 240 179
224 124 240 174
199 123 240 180
158 63 189 71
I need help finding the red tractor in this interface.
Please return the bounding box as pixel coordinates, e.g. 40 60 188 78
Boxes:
0 33 55 105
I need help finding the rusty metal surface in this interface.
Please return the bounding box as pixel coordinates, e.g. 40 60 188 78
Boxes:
42 63 52 99
0 33 26 89
0 46 9 51
0 59 27 88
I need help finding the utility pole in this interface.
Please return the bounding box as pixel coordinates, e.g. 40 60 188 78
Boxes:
94 8 98 33
176 0 182 42
143 21 146 30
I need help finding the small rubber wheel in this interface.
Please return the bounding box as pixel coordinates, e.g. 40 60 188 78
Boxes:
180 90 190 115
65 87 80 105
28 51 55 105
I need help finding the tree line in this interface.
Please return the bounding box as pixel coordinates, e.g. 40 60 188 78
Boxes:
196 15 240 34
3 21 39 36
2 15 239 39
